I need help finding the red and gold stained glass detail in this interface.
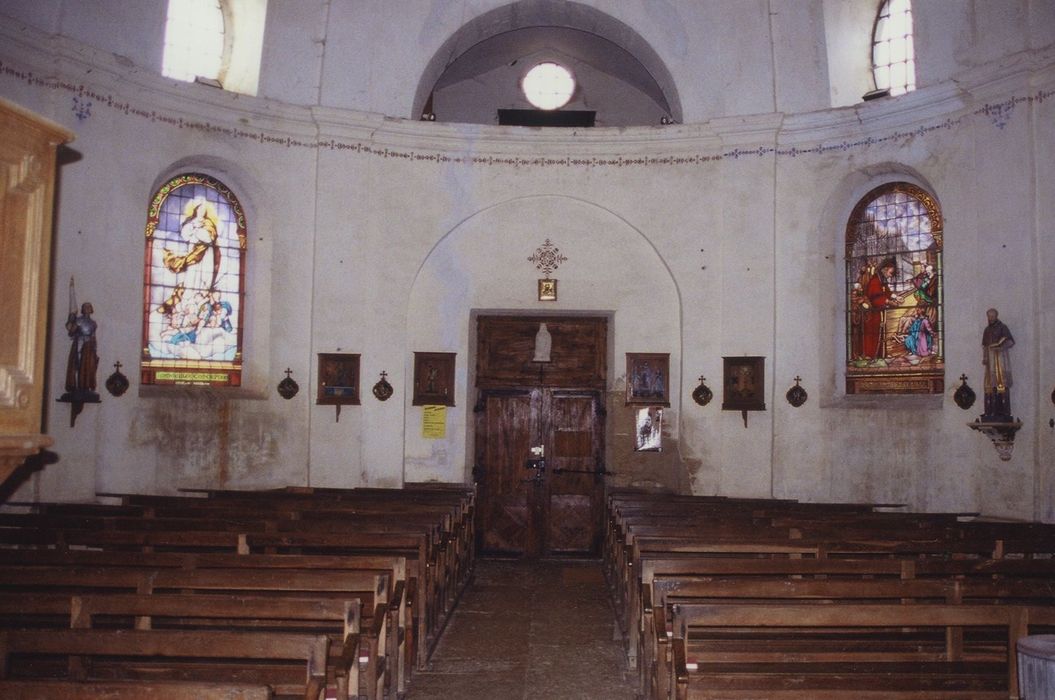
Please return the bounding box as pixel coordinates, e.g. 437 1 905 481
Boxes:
846 182 943 394
141 173 246 386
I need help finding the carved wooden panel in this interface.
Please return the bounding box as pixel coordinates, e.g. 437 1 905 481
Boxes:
546 391 604 554
476 390 537 555
0 99 72 488
475 387 604 557
476 316 606 389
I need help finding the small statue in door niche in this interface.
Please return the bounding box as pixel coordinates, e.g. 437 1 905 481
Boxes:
981 308 1014 421
62 302 100 402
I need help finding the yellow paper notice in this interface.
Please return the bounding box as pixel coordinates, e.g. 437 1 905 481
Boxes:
422 405 446 439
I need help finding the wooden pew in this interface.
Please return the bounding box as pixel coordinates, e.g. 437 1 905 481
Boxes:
0 566 390 700
0 679 272 698
668 603 1025 700
0 521 430 673
71 594 361 700
620 540 825 669
1 484 476 694
0 629 330 700
86 487 473 664
645 577 953 699
603 490 1055 689
646 576 1055 699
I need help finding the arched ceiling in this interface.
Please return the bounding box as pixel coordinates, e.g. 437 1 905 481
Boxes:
413 1 682 127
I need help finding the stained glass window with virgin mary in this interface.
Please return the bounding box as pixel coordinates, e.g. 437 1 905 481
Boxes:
141 173 246 386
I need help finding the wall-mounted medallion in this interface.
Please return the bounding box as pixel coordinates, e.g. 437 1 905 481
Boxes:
785 376 807 408
691 376 713 406
277 367 299 400
953 374 975 410
105 361 129 398
372 371 394 401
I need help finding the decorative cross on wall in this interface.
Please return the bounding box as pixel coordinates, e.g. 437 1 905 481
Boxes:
528 239 568 276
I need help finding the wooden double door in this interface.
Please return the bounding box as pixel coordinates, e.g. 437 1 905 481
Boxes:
473 316 608 558
475 387 605 557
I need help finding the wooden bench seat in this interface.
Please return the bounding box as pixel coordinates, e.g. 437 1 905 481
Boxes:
0 566 391 700
9 487 475 669
644 576 1055 699
0 523 433 671
71 594 362 700
0 628 330 700
603 490 1055 700
668 603 1028 700
0 679 273 698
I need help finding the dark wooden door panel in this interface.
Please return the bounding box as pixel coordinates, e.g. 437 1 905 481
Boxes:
545 391 604 554
477 391 536 555
547 494 593 553
476 316 606 389
475 316 607 558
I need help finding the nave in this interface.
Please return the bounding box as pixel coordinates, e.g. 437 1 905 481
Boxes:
1 486 1053 699
407 558 637 700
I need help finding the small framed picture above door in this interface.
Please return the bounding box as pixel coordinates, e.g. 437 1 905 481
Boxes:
413 352 456 406
625 352 670 406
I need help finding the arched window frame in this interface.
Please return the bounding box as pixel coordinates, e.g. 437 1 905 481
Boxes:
162 0 229 85
871 0 917 96
845 182 943 395
141 173 248 387
161 0 266 95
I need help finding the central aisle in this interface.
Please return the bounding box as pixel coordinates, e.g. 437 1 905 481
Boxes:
407 558 637 699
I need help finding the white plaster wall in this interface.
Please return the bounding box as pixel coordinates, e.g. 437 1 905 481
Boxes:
1033 69 1055 522
257 0 327 105
0 4 1052 520
1 24 317 500
823 0 876 108
4 1 1053 117
401 195 682 483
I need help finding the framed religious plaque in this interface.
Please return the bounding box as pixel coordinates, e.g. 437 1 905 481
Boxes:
538 278 557 301
722 356 766 412
413 352 456 406
626 353 670 406
317 353 360 405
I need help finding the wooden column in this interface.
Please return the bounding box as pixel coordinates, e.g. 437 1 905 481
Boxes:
0 99 73 491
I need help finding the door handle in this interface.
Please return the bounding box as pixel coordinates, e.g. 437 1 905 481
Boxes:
523 457 545 484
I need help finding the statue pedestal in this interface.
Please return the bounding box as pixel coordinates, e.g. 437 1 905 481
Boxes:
57 391 101 428
0 434 53 490
967 418 1023 461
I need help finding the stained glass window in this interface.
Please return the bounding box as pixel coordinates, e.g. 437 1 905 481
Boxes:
846 182 943 395
872 0 916 96
142 173 246 386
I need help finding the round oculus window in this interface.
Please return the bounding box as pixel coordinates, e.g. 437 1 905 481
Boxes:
522 62 575 110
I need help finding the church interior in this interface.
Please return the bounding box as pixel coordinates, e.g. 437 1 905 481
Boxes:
1 1 1054 698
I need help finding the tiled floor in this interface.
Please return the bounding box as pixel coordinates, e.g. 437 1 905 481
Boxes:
406 558 638 699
